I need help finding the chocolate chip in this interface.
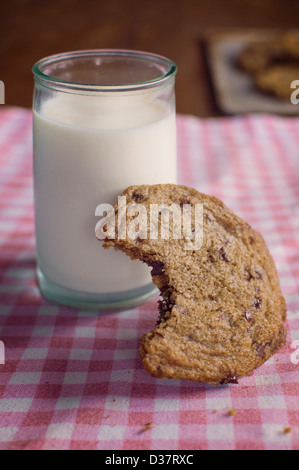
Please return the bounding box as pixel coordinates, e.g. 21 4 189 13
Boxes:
245 268 263 281
255 343 266 359
245 311 254 322
156 285 175 325
228 376 239 384
150 261 165 276
180 198 190 207
278 326 285 336
249 237 256 245
132 192 146 203
220 375 239 385
255 340 273 359
253 297 262 310
208 254 215 264
219 248 229 263
156 332 164 338
157 299 174 324
245 269 254 281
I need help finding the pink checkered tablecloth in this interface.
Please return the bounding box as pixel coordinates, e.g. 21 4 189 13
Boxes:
0 106 298 451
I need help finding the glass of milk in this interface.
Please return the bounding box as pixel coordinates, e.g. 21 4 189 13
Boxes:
32 50 177 310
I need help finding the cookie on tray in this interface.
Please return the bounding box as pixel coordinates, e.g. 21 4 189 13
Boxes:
255 64 299 100
238 40 286 75
97 184 287 385
284 31 299 60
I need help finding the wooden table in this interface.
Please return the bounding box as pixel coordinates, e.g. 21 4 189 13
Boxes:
1 0 299 117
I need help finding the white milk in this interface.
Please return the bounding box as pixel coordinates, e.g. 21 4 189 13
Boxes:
33 94 177 293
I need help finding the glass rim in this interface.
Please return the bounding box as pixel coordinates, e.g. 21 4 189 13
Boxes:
32 49 177 92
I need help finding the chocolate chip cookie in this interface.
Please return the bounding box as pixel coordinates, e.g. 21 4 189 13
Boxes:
97 185 287 385
238 40 286 75
255 64 299 100
284 31 299 60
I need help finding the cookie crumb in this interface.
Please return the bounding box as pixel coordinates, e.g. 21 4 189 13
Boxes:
228 409 236 417
138 422 153 434
284 427 291 434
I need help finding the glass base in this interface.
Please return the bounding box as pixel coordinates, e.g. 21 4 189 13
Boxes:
37 266 158 311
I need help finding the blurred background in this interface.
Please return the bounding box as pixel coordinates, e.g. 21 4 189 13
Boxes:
1 0 299 117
